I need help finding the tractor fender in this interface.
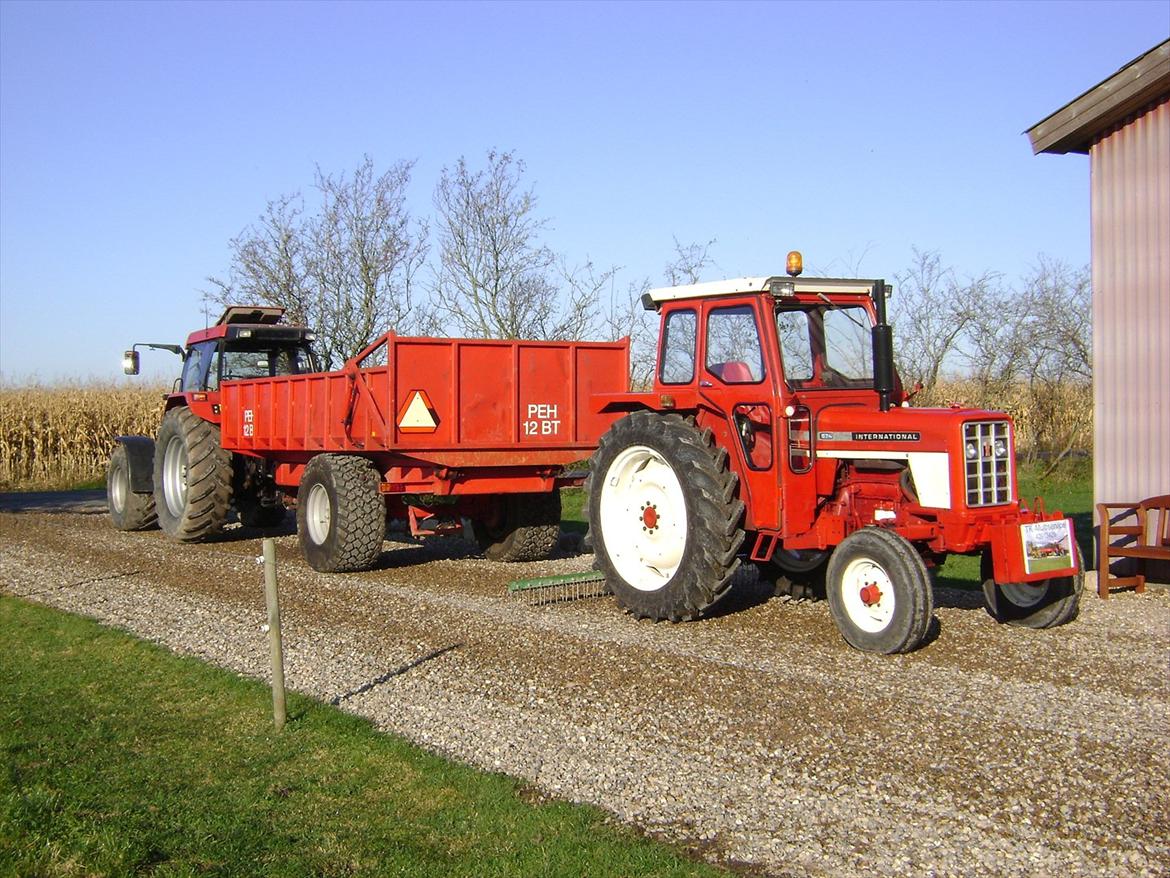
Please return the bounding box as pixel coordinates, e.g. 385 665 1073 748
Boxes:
114 435 155 493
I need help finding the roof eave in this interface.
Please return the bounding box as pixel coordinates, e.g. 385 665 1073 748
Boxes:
1026 40 1170 155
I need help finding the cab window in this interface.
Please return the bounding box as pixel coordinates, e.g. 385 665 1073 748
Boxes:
660 310 697 385
705 305 764 384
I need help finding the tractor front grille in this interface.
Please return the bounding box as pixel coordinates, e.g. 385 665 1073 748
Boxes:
964 421 1012 507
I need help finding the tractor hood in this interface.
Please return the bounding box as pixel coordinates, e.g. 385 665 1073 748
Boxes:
814 406 1010 454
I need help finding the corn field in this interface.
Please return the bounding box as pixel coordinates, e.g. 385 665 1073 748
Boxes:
0 383 166 491
0 379 1093 492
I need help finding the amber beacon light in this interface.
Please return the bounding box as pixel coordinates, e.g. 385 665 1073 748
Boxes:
786 250 803 276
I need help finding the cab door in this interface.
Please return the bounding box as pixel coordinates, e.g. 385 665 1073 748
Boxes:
697 299 781 532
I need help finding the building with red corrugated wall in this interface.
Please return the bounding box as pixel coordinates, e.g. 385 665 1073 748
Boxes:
1027 39 1169 581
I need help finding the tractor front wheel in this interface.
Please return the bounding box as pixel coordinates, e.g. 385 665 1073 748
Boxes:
153 407 233 541
107 443 157 531
587 411 745 622
825 528 934 654
473 492 561 562
980 551 1082 628
296 454 385 572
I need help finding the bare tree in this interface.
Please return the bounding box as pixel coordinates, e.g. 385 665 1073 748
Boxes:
207 156 428 369
431 150 602 340
891 249 982 389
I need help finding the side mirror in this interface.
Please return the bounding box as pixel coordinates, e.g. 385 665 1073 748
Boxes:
123 350 140 375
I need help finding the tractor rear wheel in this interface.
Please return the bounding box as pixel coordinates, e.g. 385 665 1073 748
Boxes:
825 527 933 654
153 407 233 541
296 454 385 572
107 443 157 531
980 552 1082 628
473 492 561 562
587 411 745 622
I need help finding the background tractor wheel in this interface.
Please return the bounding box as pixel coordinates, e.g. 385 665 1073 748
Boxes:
587 411 744 622
981 551 1082 628
153 407 233 541
296 454 385 573
825 527 933 654
473 491 561 562
107 443 157 531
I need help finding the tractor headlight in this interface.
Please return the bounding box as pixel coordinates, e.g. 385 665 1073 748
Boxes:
993 438 1008 457
965 441 979 460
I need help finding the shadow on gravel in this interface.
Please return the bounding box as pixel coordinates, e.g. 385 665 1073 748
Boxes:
330 643 462 705
0 489 107 515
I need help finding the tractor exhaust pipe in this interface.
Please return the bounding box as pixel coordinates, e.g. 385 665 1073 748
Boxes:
871 280 895 412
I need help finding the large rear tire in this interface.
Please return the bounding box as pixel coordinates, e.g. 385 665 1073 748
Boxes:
296 454 385 573
153 408 233 541
107 444 157 531
587 411 745 622
825 527 933 654
473 492 561 562
981 551 1082 628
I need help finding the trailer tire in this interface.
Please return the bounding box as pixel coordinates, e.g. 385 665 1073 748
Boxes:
825 527 933 654
474 492 561 562
587 411 745 622
297 454 385 572
107 444 157 531
980 552 1082 628
154 407 233 541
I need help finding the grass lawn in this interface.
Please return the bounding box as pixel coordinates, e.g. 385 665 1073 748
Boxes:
0 596 726 878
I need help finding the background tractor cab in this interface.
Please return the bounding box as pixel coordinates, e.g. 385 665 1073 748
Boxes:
123 306 319 416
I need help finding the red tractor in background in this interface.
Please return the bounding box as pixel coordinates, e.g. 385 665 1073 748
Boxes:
109 252 1083 654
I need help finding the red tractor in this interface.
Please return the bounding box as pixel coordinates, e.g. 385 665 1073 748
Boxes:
585 253 1082 653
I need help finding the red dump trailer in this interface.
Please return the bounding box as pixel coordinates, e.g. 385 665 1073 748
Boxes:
109 309 629 573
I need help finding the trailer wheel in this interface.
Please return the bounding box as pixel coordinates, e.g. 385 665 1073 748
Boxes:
587 411 745 622
107 444 157 531
153 407 233 541
980 552 1082 628
825 528 933 654
296 454 385 572
473 492 561 562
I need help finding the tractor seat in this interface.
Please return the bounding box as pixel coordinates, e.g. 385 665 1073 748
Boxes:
712 361 755 383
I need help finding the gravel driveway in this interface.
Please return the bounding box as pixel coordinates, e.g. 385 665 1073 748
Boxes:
2 501 1167 877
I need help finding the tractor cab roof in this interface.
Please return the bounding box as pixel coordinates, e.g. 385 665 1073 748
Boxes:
185 305 311 347
645 276 884 305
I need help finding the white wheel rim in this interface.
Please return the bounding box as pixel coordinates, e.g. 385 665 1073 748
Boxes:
162 435 187 518
599 445 687 592
305 483 332 545
839 557 896 633
111 462 127 513
1001 581 1046 608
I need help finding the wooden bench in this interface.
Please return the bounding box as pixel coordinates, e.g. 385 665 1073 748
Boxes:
1096 495 1170 598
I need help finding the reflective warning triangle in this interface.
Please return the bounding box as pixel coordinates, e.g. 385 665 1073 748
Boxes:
397 389 438 433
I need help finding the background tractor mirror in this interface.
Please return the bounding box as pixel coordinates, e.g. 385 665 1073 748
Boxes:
122 350 140 375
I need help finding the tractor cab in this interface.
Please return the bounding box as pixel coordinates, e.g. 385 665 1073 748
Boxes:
123 306 319 401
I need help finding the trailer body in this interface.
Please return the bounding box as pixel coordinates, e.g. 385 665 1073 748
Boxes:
218 333 629 495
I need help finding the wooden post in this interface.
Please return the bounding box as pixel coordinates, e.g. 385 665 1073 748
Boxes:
263 537 287 730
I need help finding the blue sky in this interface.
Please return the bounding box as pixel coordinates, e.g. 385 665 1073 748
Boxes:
1 0 1167 382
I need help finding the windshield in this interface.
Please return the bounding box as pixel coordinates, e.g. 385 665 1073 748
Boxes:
212 342 316 388
776 305 874 390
